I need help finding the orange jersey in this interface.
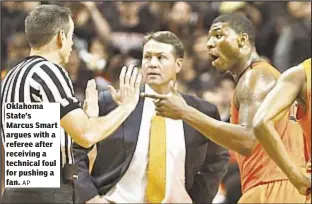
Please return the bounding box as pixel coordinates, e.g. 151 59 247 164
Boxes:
231 61 306 193
297 58 311 160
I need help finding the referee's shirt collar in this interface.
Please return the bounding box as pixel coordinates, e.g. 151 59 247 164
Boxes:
25 55 47 61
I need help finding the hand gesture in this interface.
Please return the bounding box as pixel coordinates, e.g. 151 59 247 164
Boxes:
143 81 187 120
83 79 99 117
107 65 142 111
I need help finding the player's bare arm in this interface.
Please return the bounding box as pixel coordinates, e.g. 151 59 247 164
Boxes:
253 65 307 126
253 64 310 196
145 68 278 156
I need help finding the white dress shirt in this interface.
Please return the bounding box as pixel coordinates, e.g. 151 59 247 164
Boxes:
104 84 192 203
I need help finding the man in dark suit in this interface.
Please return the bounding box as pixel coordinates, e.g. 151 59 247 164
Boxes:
74 31 229 203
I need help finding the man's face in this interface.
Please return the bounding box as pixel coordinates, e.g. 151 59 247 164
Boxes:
206 22 241 72
60 17 74 65
142 40 181 88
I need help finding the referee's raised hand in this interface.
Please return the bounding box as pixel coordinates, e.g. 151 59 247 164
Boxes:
107 65 142 111
83 79 99 118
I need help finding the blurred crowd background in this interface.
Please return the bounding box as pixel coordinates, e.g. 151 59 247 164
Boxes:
1 1 311 203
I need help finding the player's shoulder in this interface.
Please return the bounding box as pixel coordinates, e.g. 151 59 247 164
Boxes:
280 63 306 83
302 58 311 67
242 61 279 86
236 61 279 98
300 58 311 76
252 61 280 77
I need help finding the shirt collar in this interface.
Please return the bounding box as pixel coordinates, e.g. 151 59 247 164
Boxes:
145 84 172 96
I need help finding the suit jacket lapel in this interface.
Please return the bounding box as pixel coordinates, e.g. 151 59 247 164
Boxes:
182 94 196 146
123 98 144 155
182 94 197 190
121 86 145 173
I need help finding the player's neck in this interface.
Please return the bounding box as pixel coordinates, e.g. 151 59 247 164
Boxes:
29 48 62 66
231 51 259 82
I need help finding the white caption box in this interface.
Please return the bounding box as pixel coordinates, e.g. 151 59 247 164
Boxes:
4 103 60 188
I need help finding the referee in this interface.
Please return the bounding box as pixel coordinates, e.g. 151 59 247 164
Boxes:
1 5 141 204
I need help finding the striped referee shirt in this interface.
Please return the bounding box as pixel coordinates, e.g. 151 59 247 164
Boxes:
1 55 81 167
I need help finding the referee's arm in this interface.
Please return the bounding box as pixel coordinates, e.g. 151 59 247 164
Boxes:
32 63 140 148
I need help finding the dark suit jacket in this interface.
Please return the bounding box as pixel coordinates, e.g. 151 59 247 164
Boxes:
74 90 229 203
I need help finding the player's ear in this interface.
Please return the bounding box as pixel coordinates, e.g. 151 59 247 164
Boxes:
238 33 249 47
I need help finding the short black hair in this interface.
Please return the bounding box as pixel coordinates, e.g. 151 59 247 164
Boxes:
213 13 255 45
143 31 185 58
25 5 72 48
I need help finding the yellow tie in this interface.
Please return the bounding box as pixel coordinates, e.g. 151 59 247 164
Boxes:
146 115 166 203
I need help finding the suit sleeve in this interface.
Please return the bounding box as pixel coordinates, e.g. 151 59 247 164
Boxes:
73 91 111 203
190 104 230 203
